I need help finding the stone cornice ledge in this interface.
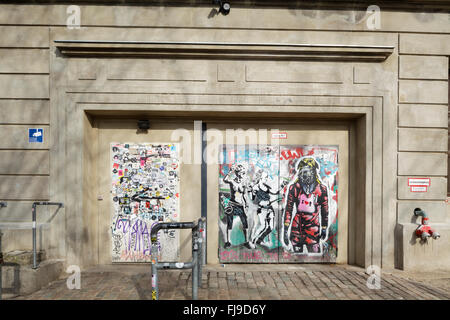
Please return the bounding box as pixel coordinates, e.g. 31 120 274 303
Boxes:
54 40 394 62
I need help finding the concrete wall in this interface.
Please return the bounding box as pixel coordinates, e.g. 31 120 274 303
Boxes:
396 34 449 271
0 3 448 271
0 23 51 252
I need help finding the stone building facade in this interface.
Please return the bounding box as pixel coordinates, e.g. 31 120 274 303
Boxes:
0 1 449 281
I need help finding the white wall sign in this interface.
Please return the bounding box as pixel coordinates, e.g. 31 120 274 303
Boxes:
410 186 427 193
271 132 287 139
408 178 430 192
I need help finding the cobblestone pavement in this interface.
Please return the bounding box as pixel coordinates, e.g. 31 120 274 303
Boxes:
9 264 450 300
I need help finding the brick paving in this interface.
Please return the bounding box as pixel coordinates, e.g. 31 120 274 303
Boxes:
7 264 450 300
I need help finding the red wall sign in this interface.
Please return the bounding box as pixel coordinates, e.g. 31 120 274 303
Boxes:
408 178 430 192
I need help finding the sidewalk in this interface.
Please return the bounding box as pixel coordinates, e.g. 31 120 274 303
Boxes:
8 264 450 300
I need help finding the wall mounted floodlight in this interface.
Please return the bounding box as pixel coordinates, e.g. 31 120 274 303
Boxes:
213 0 231 15
220 2 231 15
138 120 150 130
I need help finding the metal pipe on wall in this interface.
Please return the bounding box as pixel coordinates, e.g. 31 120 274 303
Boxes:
414 208 440 240
201 121 207 265
192 227 199 300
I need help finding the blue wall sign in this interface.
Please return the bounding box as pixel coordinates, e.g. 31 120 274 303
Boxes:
29 128 44 143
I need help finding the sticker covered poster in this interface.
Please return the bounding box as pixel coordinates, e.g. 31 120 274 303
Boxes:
110 143 180 262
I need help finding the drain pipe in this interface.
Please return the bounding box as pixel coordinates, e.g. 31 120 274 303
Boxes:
0 201 6 300
32 202 64 269
414 208 440 240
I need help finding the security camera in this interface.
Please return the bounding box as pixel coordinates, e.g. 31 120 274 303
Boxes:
137 120 150 130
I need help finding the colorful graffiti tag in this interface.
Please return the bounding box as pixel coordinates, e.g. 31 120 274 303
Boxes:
218 145 338 263
110 143 180 262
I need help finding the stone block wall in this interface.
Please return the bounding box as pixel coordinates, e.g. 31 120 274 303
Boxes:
0 3 448 270
396 34 449 270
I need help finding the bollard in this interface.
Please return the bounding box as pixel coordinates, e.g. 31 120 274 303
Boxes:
192 227 199 300
151 231 159 300
197 218 205 283
150 217 206 300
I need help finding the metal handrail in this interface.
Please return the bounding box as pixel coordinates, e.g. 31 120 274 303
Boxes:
0 201 64 299
150 217 206 300
0 202 7 300
32 202 64 269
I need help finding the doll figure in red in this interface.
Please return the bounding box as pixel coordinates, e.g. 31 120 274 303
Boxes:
414 208 440 240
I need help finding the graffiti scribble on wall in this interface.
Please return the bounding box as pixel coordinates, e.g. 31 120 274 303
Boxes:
110 143 180 262
218 145 338 263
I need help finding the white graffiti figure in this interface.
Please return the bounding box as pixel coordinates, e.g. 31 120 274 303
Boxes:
249 171 287 248
222 163 251 249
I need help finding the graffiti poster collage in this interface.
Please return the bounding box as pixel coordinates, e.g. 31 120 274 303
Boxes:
110 143 180 263
219 145 338 263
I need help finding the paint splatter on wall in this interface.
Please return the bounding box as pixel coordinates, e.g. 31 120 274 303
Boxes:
110 143 180 262
218 145 338 263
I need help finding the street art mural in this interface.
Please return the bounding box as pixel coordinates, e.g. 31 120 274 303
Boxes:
219 145 338 263
279 145 339 263
110 143 180 262
219 145 281 262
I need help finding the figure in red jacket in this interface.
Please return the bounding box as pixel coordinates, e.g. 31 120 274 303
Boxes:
283 157 329 254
